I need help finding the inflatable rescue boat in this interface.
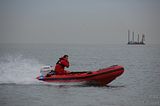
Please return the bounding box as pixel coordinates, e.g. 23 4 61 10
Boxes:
36 65 124 86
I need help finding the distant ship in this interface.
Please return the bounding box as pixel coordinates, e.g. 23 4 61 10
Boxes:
127 30 145 45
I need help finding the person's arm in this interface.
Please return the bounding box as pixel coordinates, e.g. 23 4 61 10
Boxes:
61 60 69 68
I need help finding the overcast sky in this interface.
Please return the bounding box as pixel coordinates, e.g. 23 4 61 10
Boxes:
0 0 160 44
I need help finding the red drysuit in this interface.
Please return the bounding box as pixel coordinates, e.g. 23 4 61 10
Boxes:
54 57 70 75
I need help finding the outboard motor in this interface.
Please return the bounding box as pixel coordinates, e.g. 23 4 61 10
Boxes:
40 66 53 77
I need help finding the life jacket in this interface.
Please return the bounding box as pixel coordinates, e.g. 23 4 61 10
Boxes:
54 57 69 75
56 57 69 68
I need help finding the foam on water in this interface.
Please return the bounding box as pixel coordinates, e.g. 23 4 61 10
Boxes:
0 55 43 84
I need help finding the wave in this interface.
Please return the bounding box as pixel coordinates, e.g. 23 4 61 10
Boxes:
0 55 43 84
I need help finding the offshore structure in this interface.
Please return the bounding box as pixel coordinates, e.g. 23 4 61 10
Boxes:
127 30 145 45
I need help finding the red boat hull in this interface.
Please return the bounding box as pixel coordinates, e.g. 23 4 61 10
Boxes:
36 65 124 86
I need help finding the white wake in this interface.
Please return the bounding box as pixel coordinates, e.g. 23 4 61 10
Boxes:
0 55 43 84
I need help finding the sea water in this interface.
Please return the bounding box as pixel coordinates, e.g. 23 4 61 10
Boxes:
0 44 160 106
